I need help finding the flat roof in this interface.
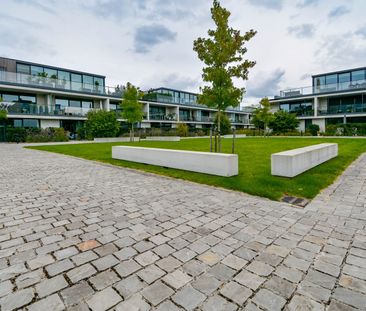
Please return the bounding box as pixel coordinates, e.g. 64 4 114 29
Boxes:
312 66 366 78
0 57 106 79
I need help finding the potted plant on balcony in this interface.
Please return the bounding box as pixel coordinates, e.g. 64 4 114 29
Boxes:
50 74 57 88
94 80 100 93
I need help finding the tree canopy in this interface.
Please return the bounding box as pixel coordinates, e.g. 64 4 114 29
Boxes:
268 110 300 134
85 110 120 139
251 97 273 130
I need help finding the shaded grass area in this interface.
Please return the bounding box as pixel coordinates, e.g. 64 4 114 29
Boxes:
28 137 366 201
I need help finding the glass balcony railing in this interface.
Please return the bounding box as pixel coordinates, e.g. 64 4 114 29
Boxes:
0 71 123 97
278 79 366 98
318 103 366 115
149 113 177 121
6 102 97 117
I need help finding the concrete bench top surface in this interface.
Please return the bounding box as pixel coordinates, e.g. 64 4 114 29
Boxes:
273 143 337 157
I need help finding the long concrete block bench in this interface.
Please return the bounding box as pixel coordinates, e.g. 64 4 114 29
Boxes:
145 136 181 141
94 137 140 142
271 143 338 177
112 146 238 177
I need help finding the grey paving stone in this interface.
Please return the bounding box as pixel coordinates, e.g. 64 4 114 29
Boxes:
27 254 55 270
313 259 340 277
274 265 303 283
89 270 120 290
235 269 266 290
264 275 296 299
115 293 150 311
15 268 44 289
156 256 182 272
220 281 252 305
114 274 147 298
114 246 137 261
163 269 192 289
36 274 68 298
298 280 332 303
137 264 166 284
61 282 95 307
46 258 74 276
115 259 141 277
208 263 236 281
304 269 337 290
339 274 366 294
287 295 325 311
246 261 274 277
27 294 65 311
182 259 206 277
172 285 206 310
191 274 222 295
92 254 119 271
0 288 34 311
202 295 237 311
155 300 183 311
135 250 160 266
222 254 248 270
0 280 13 298
252 288 286 311
86 287 122 311
333 286 366 309
173 248 197 262
141 281 174 306
328 299 358 311
67 263 97 283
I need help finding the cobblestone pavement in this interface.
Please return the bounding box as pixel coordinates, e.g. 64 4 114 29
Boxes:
1 144 366 310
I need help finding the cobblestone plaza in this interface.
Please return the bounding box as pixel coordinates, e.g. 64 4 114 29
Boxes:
1 144 366 310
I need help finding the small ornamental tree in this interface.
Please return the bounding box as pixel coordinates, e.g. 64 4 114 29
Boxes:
251 97 273 135
121 82 144 142
85 110 120 139
194 0 256 152
268 110 300 134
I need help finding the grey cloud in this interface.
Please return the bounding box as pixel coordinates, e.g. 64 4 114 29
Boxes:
14 0 56 14
288 24 315 38
82 0 146 20
246 69 285 98
134 24 176 54
355 26 366 39
297 0 319 8
0 13 44 28
160 74 199 92
328 6 350 19
247 0 283 11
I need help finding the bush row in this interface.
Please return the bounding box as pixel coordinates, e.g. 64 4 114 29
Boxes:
6 127 69 143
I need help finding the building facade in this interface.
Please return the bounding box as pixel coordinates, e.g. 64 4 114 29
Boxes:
270 67 366 132
0 57 252 139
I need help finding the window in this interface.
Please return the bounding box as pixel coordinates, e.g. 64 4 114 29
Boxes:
82 101 92 109
23 119 39 128
71 74 82 91
16 64 30 74
325 74 337 85
83 75 93 90
3 94 19 102
69 100 81 108
14 119 22 127
352 70 365 82
314 76 325 89
44 68 57 79
31 66 43 76
58 71 70 89
280 103 290 112
338 72 350 84
55 99 69 109
19 95 36 104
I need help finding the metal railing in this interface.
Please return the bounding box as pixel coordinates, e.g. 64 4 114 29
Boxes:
318 103 366 115
278 79 366 98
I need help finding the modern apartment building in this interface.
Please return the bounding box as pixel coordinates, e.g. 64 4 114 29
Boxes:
0 57 252 138
270 67 366 132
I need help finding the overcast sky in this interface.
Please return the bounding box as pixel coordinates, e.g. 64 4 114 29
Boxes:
1 0 366 105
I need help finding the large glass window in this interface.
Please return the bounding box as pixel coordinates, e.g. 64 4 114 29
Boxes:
31 66 43 76
16 64 30 74
23 119 39 128
314 76 325 89
352 70 365 82
57 70 70 89
69 100 81 108
14 119 23 127
83 75 93 90
19 95 36 104
3 94 19 102
55 99 69 109
71 74 82 91
44 67 57 78
326 74 337 85
339 72 350 84
82 101 92 109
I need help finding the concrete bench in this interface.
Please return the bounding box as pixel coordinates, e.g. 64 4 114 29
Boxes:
145 136 181 141
271 143 338 177
94 137 140 142
112 146 238 177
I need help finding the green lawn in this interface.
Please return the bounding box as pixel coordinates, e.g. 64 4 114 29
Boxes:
27 137 366 201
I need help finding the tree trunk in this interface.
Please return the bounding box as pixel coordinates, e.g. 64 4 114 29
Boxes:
218 110 221 152
131 124 134 142
210 127 213 152
232 128 235 154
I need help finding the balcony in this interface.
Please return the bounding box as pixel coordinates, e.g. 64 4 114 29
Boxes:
6 102 96 117
277 79 366 98
318 103 366 115
149 113 177 121
0 71 122 97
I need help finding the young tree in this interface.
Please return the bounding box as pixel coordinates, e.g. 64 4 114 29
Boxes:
251 97 273 135
194 0 256 152
214 113 231 135
121 82 144 142
268 110 300 134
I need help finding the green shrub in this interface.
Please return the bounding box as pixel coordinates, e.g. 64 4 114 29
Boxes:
176 123 189 137
76 126 87 140
25 128 69 143
6 127 27 142
308 124 320 136
85 110 120 139
325 123 366 136
214 113 232 135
